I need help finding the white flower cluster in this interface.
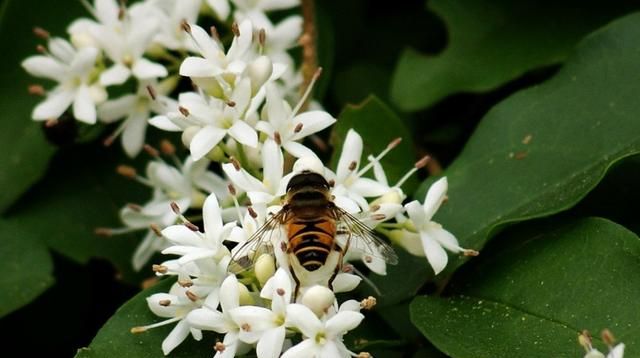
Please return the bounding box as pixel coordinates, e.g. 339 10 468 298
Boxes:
22 0 303 157
580 330 625 358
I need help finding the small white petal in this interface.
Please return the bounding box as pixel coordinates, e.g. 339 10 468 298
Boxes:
290 111 336 141
187 308 227 332
261 0 300 11
423 177 448 221
180 56 218 77
285 304 322 338
220 274 239 311
256 326 286 358
270 15 303 49
97 95 136 123
162 319 191 355
121 110 148 157
428 226 463 254
32 89 75 120
350 178 390 197
48 38 76 63
132 231 164 271
149 115 183 131
72 85 97 124
21 56 66 82
190 126 227 160
69 47 98 75
207 0 231 19
320 341 342 358
282 141 317 159
162 225 202 246
325 311 364 337
608 343 625 358
332 273 361 293
203 193 223 238
132 58 168 80
190 23 223 60
335 129 363 182
280 339 318 358
420 231 448 275
222 163 265 193
95 0 119 26
228 120 258 147
100 63 131 86
404 200 426 229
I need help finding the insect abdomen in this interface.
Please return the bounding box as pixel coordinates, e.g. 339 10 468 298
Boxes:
288 219 336 272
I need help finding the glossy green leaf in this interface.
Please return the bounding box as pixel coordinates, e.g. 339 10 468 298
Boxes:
0 219 54 318
75 278 215 357
419 12 640 274
0 0 86 212
7 144 147 282
331 95 418 193
391 0 639 111
411 217 640 357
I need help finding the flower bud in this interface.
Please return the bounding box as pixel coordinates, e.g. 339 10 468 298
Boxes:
237 282 254 305
206 145 226 162
370 189 403 206
71 32 97 48
389 229 424 257
255 254 275 287
181 126 201 147
190 190 206 209
293 156 324 175
247 56 273 95
301 285 335 317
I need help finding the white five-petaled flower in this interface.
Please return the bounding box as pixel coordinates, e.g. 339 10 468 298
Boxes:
403 177 476 275
282 302 364 358
98 79 177 157
149 80 258 160
256 84 335 158
22 37 104 124
70 0 168 86
144 0 202 51
585 345 625 358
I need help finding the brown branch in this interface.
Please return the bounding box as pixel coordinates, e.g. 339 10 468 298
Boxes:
299 0 317 112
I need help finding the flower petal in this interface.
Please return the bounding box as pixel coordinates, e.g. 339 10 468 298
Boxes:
21 55 66 82
69 47 98 75
350 178 389 197
72 85 97 124
335 129 362 182
290 111 336 141
420 231 448 275
325 311 364 337
162 319 191 355
228 120 258 147
282 141 317 158
121 110 148 157
98 95 136 122
187 308 227 332
285 304 322 338
206 0 230 20
32 89 75 120
256 326 286 358
132 58 168 80
280 338 317 358
100 63 131 86
190 126 226 160
427 226 463 254
332 273 361 293
180 56 218 77
220 274 239 311
203 193 223 239
404 200 425 229
423 177 448 221
226 19 252 60
222 163 265 193
149 115 183 131
162 225 202 246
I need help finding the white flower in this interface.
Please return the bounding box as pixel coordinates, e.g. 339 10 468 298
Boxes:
145 0 202 51
206 0 231 20
98 79 176 157
403 177 477 275
256 84 335 158
282 302 364 358
222 138 288 205
22 37 104 124
136 282 203 355
585 345 625 358
149 82 258 160
161 193 236 265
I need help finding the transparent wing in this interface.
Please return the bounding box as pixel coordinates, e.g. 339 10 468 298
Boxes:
228 208 288 274
332 206 398 265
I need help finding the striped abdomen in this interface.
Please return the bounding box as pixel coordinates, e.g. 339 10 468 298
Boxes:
287 218 337 271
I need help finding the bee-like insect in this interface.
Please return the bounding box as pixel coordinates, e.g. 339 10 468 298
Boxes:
230 169 398 299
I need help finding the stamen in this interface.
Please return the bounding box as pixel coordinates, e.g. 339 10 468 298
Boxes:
159 299 171 307
231 22 240 37
143 144 160 158
357 352 372 358
327 179 335 187
214 342 226 352
104 120 129 147
226 100 236 107
241 323 251 332
28 84 45 96
463 249 479 257
394 155 431 189
44 118 59 128
228 185 244 224
131 316 181 333
348 161 357 171
170 202 182 215
370 204 380 212
276 288 285 296
294 122 303 133
116 165 137 179
360 296 377 310
152 264 168 274
258 28 266 47
290 67 322 117
178 106 190 117
150 224 163 237
180 20 191 33
209 26 220 41
178 279 193 287
602 329 615 346
185 290 198 302
95 227 137 236
578 330 593 352
370 213 385 221
247 206 258 219
33 27 50 39
94 227 113 237
184 222 200 231
146 85 157 100
36 44 47 54
228 184 237 196
229 157 241 171
159 140 176 156
356 137 404 177
274 131 282 145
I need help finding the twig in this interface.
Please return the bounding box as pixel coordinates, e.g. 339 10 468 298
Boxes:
300 0 318 112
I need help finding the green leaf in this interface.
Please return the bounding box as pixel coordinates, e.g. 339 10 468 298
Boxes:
0 219 54 318
391 0 639 111
411 217 640 357
75 278 215 357
420 12 640 274
0 0 86 212
7 144 148 282
331 95 418 193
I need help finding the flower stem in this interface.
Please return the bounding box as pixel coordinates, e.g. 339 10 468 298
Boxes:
300 0 317 112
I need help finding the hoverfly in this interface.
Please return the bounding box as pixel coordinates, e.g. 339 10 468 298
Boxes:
230 169 398 300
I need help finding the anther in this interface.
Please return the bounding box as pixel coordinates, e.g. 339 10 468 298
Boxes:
247 206 258 218
180 20 191 33
370 204 380 212
152 264 168 274
36 44 47 54
229 157 241 171
103 135 116 147
159 299 171 307
228 183 237 196
131 326 146 334
360 296 377 310
146 85 157 100
117 6 125 20
294 123 303 133
348 161 357 171
178 279 193 287
126 203 142 212
226 100 236 107
274 131 282 145
602 329 616 346
184 222 200 231
276 288 285 296
44 118 59 128
415 155 431 169
258 28 266 46
370 214 386 221
342 264 354 273
463 249 479 257
170 202 182 215
160 140 176 155
185 290 198 302
143 144 160 157
214 342 225 352
28 84 45 96
209 26 220 41
241 323 251 332
178 106 190 117
33 27 50 39
94 227 112 237
364 255 373 263
579 330 593 351
231 22 240 36
357 352 372 358
116 165 137 179
150 224 162 237
388 137 402 150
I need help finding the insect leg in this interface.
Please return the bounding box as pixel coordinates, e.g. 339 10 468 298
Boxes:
289 264 301 301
